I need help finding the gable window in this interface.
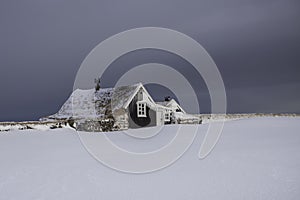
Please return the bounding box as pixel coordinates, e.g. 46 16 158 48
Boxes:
137 102 146 117
176 107 182 112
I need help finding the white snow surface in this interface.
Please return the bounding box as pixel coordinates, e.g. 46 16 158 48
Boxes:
0 117 300 199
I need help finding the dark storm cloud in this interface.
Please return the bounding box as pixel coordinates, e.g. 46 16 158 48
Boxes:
0 0 299 121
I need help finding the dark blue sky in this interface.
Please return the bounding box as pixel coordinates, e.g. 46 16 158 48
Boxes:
0 0 299 121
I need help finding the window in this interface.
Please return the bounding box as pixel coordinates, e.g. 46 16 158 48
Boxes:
137 102 146 117
176 107 182 112
164 110 170 121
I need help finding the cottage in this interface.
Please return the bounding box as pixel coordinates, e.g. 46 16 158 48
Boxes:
42 83 201 131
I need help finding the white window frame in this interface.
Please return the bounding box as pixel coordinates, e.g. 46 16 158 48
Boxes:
164 109 171 122
137 102 146 117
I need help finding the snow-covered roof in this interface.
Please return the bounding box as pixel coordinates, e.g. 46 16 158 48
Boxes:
49 88 96 120
45 83 142 120
155 101 170 107
156 99 186 113
111 83 142 111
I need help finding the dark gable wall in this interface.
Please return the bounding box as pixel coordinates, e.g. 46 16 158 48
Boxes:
128 95 157 128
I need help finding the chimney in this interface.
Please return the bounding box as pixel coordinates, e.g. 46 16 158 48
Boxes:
164 96 171 101
94 78 100 91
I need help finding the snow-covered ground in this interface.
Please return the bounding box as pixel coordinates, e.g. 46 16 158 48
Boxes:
0 117 299 199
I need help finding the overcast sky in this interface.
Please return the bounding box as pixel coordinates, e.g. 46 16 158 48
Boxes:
0 0 299 121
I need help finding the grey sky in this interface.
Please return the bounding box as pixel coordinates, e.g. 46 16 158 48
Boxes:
0 0 299 121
